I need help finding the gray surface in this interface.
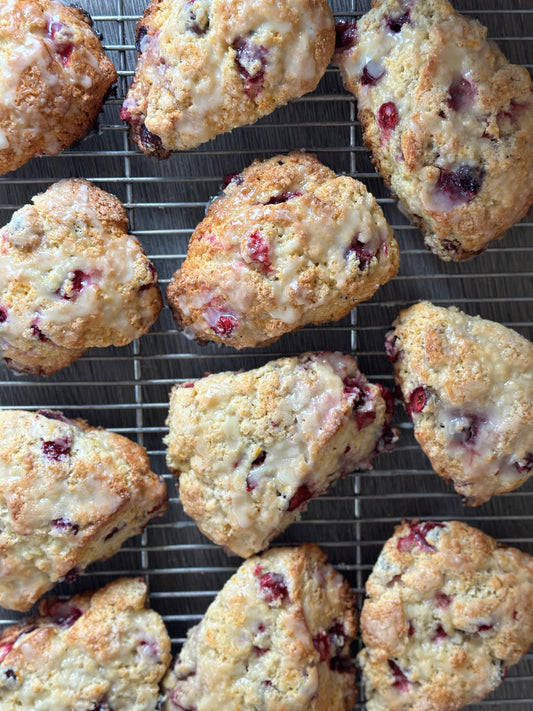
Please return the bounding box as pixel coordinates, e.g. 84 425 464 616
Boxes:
0 1 532 708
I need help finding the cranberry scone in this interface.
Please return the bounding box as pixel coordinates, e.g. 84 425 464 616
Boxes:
0 179 162 376
0 578 171 710
335 0 533 260
386 301 533 505
0 408 168 612
162 544 358 710
165 352 396 557
166 152 399 348
358 520 533 711
121 0 334 156
0 0 117 175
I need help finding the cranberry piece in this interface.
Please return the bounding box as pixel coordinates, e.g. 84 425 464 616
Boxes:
0 643 13 664
287 483 314 511
104 525 124 541
135 25 148 53
213 314 238 337
243 231 271 272
388 659 410 692
38 410 68 423
60 270 90 300
42 437 72 461
46 601 83 628
233 38 268 98
407 386 428 415
374 423 398 455
119 105 132 123
265 191 301 205
477 623 494 633
30 322 50 342
335 20 357 50
313 631 330 662
448 77 475 112
64 567 80 583
5 669 16 680
452 413 486 449
432 624 448 642
253 645 269 657
514 453 533 473
222 172 244 189
377 102 399 131
328 621 347 654
397 521 445 553
251 451 266 468
434 592 452 608
361 61 385 86
343 375 365 400
386 12 410 32
329 655 354 674
259 572 289 603
408 622 415 636
185 2 209 35
355 409 376 430
0 306 7 324
258 622 266 633
385 332 400 362
261 680 273 689
344 236 375 269
47 21 75 66
140 124 163 153
52 518 79 535
377 383 394 416
436 165 484 205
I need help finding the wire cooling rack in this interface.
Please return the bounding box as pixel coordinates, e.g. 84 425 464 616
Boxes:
0 1 532 708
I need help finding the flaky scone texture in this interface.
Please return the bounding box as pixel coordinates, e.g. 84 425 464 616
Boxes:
121 0 334 155
167 152 399 348
0 0 117 175
165 352 396 557
0 578 171 710
0 409 168 612
0 178 162 376
358 520 533 711
162 544 358 711
386 301 533 505
335 0 533 260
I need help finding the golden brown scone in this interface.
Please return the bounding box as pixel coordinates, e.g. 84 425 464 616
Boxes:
0 178 163 376
0 0 117 175
386 301 533 505
358 520 533 711
121 0 334 156
165 352 397 557
0 578 171 710
166 152 399 348
161 544 358 711
0 408 168 612
335 0 533 260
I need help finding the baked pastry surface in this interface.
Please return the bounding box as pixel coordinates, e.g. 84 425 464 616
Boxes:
0 408 168 611
121 0 335 155
162 544 358 711
358 519 533 711
0 0 117 175
167 151 399 348
0 578 171 710
0 179 162 376
335 0 533 260
165 352 397 557
386 301 533 505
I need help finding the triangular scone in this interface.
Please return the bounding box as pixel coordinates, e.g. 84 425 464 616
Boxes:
165 352 397 557
121 0 335 156
0 578 171 710
166 152 399 348
386 301 533 505
0 1 116 175
358 520 533 711
161 545 358 711
0 179 162 376
335 0 533 260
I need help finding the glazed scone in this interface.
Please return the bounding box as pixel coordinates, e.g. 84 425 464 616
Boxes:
358 520 533 711
0 0 117 175
386 301 533 505
166 152 399 348
0 578 171 710
162 544 358 710
165 352 397 557
0 178 163 376
0 408 168 611
335 0 533 260
121 0 334 156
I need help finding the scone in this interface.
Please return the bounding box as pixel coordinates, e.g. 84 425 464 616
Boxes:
358 519 533 711
121 0 334 156
0 179 163 376
0 408 168 611
335 0 533 260
0 1 117 175
166 152 399 348
0 578 171 710
165 352 397 557
161 544 358 710
386 301 533 505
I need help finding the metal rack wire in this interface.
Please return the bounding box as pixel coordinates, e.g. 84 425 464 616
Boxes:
0 1 532 708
